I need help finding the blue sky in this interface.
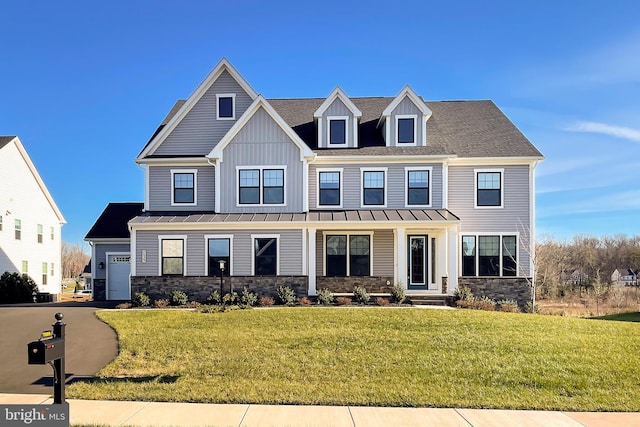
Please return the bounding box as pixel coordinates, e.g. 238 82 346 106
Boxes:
1 1 639 248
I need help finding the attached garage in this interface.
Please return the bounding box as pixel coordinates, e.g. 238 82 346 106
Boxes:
106 253 131 300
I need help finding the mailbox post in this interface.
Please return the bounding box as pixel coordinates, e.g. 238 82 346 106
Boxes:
27 312 66 404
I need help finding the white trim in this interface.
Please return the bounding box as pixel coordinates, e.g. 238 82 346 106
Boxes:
251 234 280 276
327 116 349 147
212 159 221 212
459 232 520 278
301 229 307 276
204 234 234 276
395 227 406 288
404 166 433 208
449 157 543 166
442 160 449 209
474 168 504 209
360 167 388 208
312 154 455 164
216 93 236 120
316 168 343 209
313 87 363 118
303 161 309 212
353 117 359 148
381 85 432 118
236 165 287 207
395 114 418 146
158 235 188 276
144 165 150 211
170 169 198 206
307 228 317 295
105 251 131 300
130 229 137 276
529 160 539 277
321 231 374 277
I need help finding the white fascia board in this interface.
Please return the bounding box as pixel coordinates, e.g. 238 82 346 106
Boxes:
448 156 544 166
135 157 211 166
137 58 258 159
208 95 315 162
313 86 362 118
381 85 432 119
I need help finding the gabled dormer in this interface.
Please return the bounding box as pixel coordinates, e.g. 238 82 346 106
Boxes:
313 87 362 149
378 85 432 147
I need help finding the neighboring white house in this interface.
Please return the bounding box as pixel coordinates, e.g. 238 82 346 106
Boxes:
0 136 65 293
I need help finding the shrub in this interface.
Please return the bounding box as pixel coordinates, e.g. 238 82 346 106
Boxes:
276 285 297 306
115 302 132 309
456 299 473 309
198 304 223 314
132 291 150 307
259 296 275 307
453 285 474 302
472 296 496 311
498 299 520 313
298 296 312 306
222 292 239 305
170 290 189 306
240 288 258 307
206 290 221 305
188 301 201 309
390 282 406 304
316 288 334 306
526 302 540 314
0 272 38 304
336 296 352 306
353 286 370 305
153 298 169 308
376 297 390 306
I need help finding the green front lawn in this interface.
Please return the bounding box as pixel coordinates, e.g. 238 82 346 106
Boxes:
593 311 640 322
68 308 640 411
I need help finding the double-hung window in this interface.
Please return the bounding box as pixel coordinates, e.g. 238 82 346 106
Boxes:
15 219 21 240
406 168 431 206
461 235 518 277
328 117 347 145
476 170 503 207
0 215 3 231
396 115 417 144
238 167 285 205
161 238 184 276
207 237 231 277
172 170 196 205
362 169 386 206
253 236 278 276
37 224 43 243
318 170 341 207
216 93 235 120
325 234 371 277
42 262 48 285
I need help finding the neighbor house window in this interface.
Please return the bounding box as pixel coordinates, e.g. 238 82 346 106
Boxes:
253 236 278 276
22 261 28 274
0 215 3 231
37 224 43 243
397 115 416 144
50 227 54 240
238 167 286 205
406 168 430 206
42 262 48 285
216 93 235 120
50 263 54 277
172 170 196 205
462 235 518 277
161 239 184 276
318 170 341 207
15 219 21 240
328 117 347 145
207 237 231 277
476 170 503 207
325 234 371 277
362 170 386 206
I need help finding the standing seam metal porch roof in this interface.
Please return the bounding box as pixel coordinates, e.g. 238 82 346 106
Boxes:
128 209 460 225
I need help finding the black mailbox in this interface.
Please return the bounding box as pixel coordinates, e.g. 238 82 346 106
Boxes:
28 337 65 365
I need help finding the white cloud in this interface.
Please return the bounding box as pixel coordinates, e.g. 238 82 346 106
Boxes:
564 121 640 143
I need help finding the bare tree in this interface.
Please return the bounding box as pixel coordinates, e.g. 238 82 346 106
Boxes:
61 242 90 279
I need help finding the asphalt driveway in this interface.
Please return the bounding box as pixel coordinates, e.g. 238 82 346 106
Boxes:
0 302 119 394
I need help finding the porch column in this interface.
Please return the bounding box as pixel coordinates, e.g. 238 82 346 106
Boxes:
447 225 458 294
307 228 317 296
395 227 406 288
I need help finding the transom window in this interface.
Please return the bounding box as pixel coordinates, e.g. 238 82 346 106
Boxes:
329 117 347 145
462 235 517 277
254 237 278 276
406 169 430 206
318 171 341 206
161 239 184 276
216 93 235 120
476 171 502 207
208 238 230 277
362 170 385 206
238 167 285 205
171 170 196 205
325 234 371 277
397 115 416 144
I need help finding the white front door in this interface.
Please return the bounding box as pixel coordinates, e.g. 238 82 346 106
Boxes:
107 254 131 300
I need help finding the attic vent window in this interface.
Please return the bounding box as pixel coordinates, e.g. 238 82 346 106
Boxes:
216 93 236 120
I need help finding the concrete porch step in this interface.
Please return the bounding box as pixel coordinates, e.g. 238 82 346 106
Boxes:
407 295 450 306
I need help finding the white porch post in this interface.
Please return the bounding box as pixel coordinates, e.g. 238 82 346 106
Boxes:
396 227 406 288
307 228 317 296
447 225 458 294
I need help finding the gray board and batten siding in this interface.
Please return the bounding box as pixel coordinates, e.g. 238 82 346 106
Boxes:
153 70 254 157
319 98 357 148
148 165 215 211
388 97 426 146
134 229 304 277
219 107 306 213
309 163 443 210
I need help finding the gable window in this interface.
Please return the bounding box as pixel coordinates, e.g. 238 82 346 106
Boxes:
172 170 196 205
42 262 48 285
461 235 518 277
325 233 371 277
397 115 416 144
318 170 341 207
253 236 278 276
238 167 286 206
476 170 503 207
406 168 431 206
216 93 236 120
207 237 231 277
161 238 184 276
37 224 43 243
328 117 347 145
15 219 21 240
362 169 386 206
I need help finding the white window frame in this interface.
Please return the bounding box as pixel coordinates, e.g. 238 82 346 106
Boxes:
404 166 433 208
204 234 234 276
474 168 504 209
171 169 198 206
216 93 236 120
316 168 343 209
396 114 417 146
158 235 188 276
360 167 388 208
322 231 374 277
236 165 287 207
327 116 349 146
459 232 519 277
251 234 280 276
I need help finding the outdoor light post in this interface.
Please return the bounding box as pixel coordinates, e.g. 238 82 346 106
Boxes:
218 259 226 297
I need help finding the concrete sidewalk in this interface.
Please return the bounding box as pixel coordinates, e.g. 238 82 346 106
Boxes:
1 394 639 427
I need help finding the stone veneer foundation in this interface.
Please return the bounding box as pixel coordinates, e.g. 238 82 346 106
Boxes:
316 276 395 293
457 277 533 308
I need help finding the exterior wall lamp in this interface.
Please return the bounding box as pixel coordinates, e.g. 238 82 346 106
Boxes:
98 261 105 269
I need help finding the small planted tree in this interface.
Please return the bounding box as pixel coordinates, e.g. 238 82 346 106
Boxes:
0 272 38 304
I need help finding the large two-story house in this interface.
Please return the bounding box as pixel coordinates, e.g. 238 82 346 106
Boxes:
86 58 543 305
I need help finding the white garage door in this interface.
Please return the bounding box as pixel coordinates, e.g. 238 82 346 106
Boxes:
107 254 131 300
